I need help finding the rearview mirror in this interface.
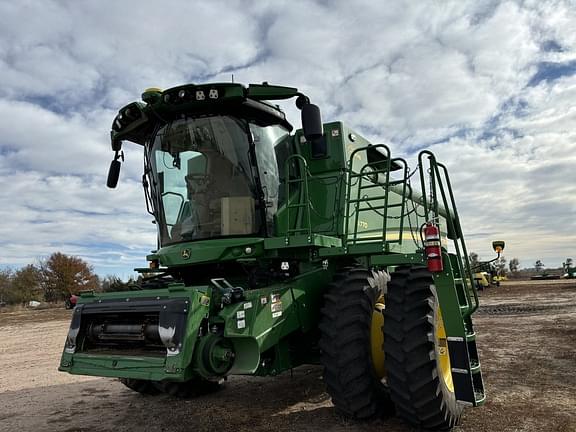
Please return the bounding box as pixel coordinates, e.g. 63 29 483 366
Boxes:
107 159 121 188
301 103 323 141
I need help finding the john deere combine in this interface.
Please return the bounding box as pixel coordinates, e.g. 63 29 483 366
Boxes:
59 82 486 429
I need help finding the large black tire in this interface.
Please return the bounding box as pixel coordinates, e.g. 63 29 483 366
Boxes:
120 376 223 398
384 266 463 430
119 378 160 395
152 377 223 398
319 267 392 419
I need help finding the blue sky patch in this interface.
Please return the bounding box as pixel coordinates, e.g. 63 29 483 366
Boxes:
528 60 576 87
541 40 564 52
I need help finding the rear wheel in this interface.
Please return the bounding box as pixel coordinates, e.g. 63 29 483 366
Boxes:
319 266 392 419
384 266 463 430
120 376 223 398
119 378 160 395
152 377 223 398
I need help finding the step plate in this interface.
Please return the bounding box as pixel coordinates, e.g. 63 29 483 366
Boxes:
447 337 477 405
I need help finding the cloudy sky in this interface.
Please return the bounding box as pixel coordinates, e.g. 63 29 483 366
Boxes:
0 0 574 277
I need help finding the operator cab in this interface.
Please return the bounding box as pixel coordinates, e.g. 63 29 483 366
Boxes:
148 115 288 246
107 83 323 249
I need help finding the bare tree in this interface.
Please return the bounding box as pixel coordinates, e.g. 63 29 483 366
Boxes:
495 256 507 277
469 252 479 269
535 260 544 273
509 258 519 274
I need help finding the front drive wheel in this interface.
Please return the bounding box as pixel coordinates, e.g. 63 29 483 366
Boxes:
319 266 393 419
384 266 463 430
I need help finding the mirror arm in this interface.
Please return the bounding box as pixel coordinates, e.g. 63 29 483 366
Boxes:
114 150 125 162
294 94 310 109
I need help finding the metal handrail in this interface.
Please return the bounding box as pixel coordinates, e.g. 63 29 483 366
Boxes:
344 144 416 252
345 144 393 246
418 150 479 314
284 154 313 239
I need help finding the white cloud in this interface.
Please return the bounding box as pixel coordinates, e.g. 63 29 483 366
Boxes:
0 171 154 273
0 0 575 275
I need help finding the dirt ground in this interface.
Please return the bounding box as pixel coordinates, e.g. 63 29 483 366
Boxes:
1 280 575 432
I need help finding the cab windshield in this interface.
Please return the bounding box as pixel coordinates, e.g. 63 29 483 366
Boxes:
147 115 288 246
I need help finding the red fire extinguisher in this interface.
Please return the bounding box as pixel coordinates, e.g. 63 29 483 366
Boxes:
424 222 443 272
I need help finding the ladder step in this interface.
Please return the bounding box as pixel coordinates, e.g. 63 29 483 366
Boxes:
459 389 486 405
447 333 485 406
348 202 402 210
472 369 485 406
359 183 384 190
357 180 406 190
352 205 386 211
470 360 481 374
474 391 486 405
348 198 404 206
348 238 402 244
385 180 407 186
349 195 388 202
356 205 389 211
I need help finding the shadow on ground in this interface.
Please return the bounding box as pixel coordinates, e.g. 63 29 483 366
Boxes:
0 366 409 432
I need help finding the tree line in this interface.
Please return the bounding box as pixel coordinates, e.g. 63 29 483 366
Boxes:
0 252 137 305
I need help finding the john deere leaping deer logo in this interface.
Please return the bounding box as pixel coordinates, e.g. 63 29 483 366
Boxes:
181 248 191 259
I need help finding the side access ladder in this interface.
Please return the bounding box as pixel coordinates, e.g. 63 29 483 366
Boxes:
419 150 485 407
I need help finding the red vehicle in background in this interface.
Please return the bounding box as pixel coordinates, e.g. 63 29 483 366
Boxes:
65 294 78 309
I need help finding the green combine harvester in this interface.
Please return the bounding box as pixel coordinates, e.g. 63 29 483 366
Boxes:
60 82 487 430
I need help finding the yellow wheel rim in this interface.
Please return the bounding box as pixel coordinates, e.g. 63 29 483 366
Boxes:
370 296 386 379
435 307 454 393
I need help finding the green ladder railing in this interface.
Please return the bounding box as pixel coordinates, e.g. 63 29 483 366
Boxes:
283 154 313 242
344 144 409 251
418 150 478 316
